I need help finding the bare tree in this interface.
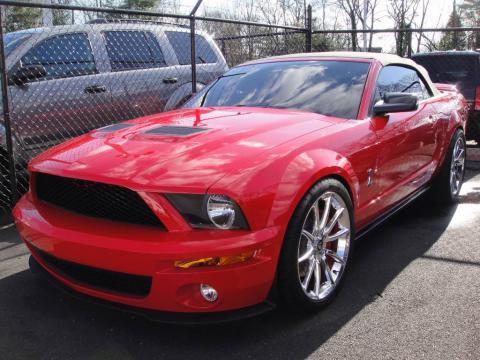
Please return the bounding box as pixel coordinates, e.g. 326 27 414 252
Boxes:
387 0 421 55
414 0 431 52
337 0 361 51
353 0 379 51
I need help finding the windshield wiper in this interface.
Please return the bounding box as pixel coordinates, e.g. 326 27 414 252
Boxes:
401 81 420 93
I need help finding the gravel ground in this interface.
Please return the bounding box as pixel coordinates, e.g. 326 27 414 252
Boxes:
0 156 479 360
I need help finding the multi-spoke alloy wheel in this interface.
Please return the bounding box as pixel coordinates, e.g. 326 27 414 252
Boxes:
430 129 466 205
450 136 466 196
297 192 351 300
278 178 354 311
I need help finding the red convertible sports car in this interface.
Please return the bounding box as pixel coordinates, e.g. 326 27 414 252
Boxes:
14 52 468 321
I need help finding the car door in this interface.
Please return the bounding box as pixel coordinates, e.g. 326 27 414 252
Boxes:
101 29 180 119
370 65 438 210
8 32 114 155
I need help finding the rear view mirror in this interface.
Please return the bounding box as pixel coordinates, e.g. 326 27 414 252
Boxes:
9 64 47 85
373 92 418 115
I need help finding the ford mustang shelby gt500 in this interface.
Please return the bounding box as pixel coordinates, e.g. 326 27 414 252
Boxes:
14 52 468 320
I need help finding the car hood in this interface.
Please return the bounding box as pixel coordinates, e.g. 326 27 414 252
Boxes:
30 107 335 192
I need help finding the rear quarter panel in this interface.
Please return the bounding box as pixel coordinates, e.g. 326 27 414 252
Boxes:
432 90 468 174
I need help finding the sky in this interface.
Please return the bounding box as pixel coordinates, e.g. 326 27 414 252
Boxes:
177 0 455 28
66 0 465 53
173 0 459 52
173 0 463 52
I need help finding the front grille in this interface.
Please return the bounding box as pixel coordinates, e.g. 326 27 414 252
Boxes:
33 246 152 298
35 172 164 228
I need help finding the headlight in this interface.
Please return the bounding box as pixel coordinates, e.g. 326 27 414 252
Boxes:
207 194 235 229
165 193 249 230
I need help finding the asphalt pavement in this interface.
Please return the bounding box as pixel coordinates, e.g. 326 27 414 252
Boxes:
1 152 479 360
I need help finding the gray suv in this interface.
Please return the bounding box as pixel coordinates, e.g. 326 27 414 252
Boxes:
0 22 227 210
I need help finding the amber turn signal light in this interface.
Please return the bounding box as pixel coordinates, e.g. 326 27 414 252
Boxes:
175 251 255 269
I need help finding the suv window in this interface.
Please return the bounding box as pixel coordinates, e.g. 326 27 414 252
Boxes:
103 31 166 71
5 32 33 57
374 65 431 103
21 33 96 80
165 31 217 65
197 60 370 119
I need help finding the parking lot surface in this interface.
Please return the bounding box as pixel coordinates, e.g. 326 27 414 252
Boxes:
1 157 479 360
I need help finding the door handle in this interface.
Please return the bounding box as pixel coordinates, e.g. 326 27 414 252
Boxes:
84 85 107 94
162 77 178 84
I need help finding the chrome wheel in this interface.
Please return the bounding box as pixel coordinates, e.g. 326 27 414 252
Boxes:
450 137 466 196
297 192 351 301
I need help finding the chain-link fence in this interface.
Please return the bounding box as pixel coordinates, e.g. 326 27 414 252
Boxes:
0 0 309 224
311 28 480 55
0 0 480 225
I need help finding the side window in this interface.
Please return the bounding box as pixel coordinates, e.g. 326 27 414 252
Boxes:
165 31 218 65
21 33 96 80
374 65 432 104
103 31 166 71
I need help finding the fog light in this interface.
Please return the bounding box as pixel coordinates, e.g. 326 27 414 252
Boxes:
200 284 218 302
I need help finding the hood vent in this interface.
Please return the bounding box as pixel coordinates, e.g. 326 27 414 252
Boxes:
145 126 210 136
97 123 133 132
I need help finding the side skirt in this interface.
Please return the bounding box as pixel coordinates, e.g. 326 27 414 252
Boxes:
355 184 431 241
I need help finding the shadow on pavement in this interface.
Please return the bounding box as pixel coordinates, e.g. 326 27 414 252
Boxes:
0 191 463 360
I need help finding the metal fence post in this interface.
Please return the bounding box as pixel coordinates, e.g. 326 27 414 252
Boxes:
407 28 413 57
0 8 18 206
190 16 197 94
189 0 203 95
305 4 312 52
221 39 226 57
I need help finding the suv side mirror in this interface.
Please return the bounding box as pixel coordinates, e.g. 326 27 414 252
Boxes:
373 92 418 116
9 64 47 85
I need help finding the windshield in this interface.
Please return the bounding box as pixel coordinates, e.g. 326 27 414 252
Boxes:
185 60 370 119
4 32 32 57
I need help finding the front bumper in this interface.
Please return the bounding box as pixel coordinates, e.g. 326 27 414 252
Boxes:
13 194 283 314
28 255 276 324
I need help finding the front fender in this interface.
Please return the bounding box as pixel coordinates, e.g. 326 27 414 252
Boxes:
277 149 359 224
209 144 359 232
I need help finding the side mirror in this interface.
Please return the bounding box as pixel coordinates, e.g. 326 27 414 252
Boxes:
373 92 418 116
9 64 47 85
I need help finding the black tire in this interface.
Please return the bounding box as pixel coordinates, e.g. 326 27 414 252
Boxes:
277 178 355 312
431 129 466 204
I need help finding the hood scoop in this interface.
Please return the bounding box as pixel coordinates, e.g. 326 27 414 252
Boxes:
145 126 210 137
97 123 133 132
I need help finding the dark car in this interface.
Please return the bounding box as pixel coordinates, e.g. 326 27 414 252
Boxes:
412 51 480 145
